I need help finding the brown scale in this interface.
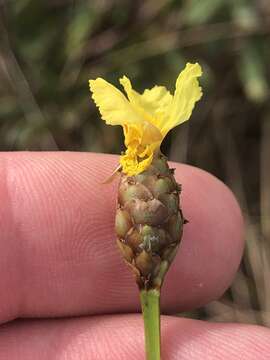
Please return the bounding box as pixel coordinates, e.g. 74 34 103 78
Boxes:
115 153 185 290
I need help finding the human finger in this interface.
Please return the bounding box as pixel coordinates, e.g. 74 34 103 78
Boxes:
0 152 243 323
0 315 269 359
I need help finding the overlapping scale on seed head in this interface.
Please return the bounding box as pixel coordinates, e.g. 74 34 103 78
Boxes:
115 153 184 290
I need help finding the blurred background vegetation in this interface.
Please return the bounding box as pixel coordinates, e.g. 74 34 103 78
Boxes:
1 0 270 325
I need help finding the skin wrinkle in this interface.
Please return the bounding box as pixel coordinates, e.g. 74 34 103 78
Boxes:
0 152 243 323
7 157 76 318
0 157 24 321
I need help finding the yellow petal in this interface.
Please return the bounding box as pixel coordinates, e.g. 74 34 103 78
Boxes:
142 86 172 110
119 76 155 124
119 76 142 107
123 124 141 147
121 77 173 131
119 76 163 144
123 122 162 149
89 78 143 126
141 86 173 130
161 63 202 135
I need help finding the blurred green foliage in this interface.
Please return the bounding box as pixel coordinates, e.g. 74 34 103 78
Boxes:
1 0 269 159
1 0 270 324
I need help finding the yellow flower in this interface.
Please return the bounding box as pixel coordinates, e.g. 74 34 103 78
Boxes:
89 62 203 176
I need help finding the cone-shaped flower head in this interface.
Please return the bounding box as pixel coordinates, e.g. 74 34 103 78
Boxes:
89 63 202 176
89 63 202 290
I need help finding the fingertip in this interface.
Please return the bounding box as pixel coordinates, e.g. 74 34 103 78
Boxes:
162 163 244 310
1 316 270 360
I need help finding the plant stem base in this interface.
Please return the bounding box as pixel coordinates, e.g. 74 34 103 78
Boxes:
140 289 161 360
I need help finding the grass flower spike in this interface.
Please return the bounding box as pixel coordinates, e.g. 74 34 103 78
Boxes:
89 63 202 360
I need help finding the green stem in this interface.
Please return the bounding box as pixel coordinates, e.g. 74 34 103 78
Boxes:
140 289 161 360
